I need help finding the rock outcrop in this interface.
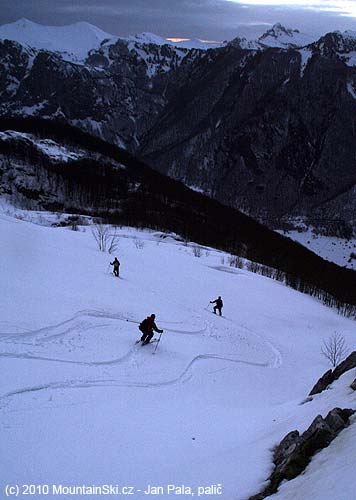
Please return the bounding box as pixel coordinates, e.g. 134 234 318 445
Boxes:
309 351 356 395
249 408 355 500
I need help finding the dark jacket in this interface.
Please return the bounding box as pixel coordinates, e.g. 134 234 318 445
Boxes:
211 297 223 308
146 316 163 333
141 316 163 334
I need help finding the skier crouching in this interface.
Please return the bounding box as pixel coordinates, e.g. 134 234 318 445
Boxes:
210 296 223 316
139 314 163 345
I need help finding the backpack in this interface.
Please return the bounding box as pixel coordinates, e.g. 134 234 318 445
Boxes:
139 318 148 333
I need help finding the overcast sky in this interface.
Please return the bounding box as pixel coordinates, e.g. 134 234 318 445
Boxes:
1 0 356 40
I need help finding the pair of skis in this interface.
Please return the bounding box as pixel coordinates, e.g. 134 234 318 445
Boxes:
135 339 158 345
135 332 163 354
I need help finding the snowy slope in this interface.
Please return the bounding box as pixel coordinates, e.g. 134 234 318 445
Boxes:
0 213 355 499
125 32 171 46
0 18 115 61
278 228 356 270
0 130 86 162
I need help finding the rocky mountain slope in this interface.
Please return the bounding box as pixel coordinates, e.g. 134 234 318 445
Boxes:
0 30 201 150
1 20 356 232
140 31 356 230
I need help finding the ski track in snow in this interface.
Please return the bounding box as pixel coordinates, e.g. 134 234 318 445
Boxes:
0 309 201 342
0 309 279 368
0 309 278 409
204 312 283 369
238 323 283 369
0 353 269 410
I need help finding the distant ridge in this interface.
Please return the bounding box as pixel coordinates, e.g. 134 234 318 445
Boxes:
0 18 224 56
0 18 114 60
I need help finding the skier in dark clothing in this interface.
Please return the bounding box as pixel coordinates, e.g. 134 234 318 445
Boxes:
110 257 120 277
139 314 163 345
210 296 223 316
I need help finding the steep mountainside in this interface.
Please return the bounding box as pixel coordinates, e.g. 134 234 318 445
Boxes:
1 21 356 231
0 24 202 149
140 32 356 228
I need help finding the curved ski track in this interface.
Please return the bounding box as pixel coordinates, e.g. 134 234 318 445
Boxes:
0 309 282 407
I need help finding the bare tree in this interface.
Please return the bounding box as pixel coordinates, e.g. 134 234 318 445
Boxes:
92 223 119 253
133 237 145 250
192 245 202 257
108 234 119 254
321 332 348 367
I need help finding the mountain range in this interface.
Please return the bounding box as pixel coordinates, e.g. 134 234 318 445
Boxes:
1 19 356 234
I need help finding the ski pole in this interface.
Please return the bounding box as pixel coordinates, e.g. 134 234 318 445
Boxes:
153 332 163 355
106 263 111 274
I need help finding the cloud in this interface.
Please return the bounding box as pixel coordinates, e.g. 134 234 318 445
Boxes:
1 0 356 40
48 0 253 38
226 0 356 17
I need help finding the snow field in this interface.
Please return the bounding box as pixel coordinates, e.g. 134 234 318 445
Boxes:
279 228 356 270
0 213 355 499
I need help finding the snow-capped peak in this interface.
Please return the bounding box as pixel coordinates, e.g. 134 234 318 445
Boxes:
228 23 318 51
261 23 299 39
0 18 116 60
258 23 316 49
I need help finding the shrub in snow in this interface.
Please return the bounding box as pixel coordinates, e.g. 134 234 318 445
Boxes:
133 238 145 250
348 252 356 263
192 245 202 257
246 261 260 273
228 254 244 269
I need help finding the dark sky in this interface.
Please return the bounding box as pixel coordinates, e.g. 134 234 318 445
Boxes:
1 0 356 40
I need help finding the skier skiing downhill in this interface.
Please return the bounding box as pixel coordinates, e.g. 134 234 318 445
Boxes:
110 257 120 277
210 296 223 316
139 314 163 345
